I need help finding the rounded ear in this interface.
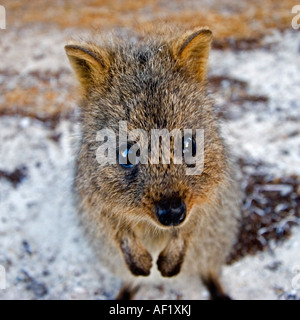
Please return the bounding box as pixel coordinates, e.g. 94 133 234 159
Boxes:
172 28 213 82
65 42 110 90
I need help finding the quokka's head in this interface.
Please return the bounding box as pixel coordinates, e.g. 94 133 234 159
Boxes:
66 27 228 229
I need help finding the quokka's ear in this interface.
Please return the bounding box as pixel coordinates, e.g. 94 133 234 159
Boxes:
65 42 109 90
173 28 213 82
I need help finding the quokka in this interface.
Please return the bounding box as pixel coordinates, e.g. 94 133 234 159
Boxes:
65 26 241 300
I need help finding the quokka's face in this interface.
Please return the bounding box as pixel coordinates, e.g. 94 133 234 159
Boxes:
66 28 227 228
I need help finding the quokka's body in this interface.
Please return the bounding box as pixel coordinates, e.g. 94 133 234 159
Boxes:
65 26 241 299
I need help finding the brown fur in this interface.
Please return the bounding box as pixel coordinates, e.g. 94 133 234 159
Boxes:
65 26 241 299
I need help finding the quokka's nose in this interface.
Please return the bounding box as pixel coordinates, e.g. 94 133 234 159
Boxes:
155 197 186 226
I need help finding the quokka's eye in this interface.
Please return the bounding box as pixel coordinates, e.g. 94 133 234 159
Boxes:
119 143 139 169
182 135 196 158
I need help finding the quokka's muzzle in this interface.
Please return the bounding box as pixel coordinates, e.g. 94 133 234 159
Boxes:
155 197 186 226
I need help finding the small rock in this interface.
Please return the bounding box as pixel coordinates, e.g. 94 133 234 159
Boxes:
21 270 48 298
265 261 282 272
22 240 33 255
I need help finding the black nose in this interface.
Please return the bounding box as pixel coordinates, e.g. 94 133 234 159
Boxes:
155 198 186 226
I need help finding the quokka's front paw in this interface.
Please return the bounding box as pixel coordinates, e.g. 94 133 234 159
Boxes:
129 250 153 276
120 238 153 276
157 250 185 277
157 237 187 277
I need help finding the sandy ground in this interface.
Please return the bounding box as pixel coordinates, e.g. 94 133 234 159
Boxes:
0 18 300 299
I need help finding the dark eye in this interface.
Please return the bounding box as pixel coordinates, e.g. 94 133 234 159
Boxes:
182 135 196 159
119 143 139 169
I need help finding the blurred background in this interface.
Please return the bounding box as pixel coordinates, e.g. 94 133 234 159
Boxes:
0 0 299 300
